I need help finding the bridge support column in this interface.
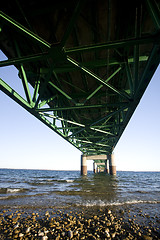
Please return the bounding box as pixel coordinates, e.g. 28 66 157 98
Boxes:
81 155 87 175
108 153 116 175
105 159 109 174
93 162 97 173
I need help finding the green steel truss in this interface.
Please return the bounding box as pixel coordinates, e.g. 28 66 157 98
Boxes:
1 0 160 156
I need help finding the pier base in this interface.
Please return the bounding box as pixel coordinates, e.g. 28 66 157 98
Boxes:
93 162 97 173
81 155 87 175
108 153 116 175
105 160 109 174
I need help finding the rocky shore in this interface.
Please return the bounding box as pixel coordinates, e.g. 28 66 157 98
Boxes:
0 208 159 239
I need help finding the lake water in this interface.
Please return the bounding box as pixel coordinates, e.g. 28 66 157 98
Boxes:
0 169 160 220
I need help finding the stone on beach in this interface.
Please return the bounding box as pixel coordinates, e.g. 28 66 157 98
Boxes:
0 208 159 239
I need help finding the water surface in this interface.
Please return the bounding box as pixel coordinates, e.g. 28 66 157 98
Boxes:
0 169 159 218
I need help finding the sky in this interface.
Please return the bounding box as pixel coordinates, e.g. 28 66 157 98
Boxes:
0 50 160 171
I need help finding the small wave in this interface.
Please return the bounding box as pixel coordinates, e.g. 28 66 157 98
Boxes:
0 193 48 201
77 199 160 207
66 180 74 183
0 188 27 194
109 200 160 206
0 188 8 194
0 196 8 200
28 181 54 186
124 200 160 205
7 188 22 193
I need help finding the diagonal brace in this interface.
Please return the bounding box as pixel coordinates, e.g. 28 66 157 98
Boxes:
0 78 31 109
67 56 131 100
14 41 33 105
61 0 85 46
0 11 51 49
85 66 122 102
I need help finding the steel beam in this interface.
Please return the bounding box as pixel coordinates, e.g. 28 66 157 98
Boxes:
0 11 51 48
61 0 85 47
0 78 83 151
146 0 160 30
67 56 130 100
66 35 158 54
90 107 127 127
113 44 160 149
33 80 41 103
36 102 128 112
38 95 57 108
49 81 73 101
38 56 148 74
0 53 48 67
39 112 85 127
15 42 33 105
68 108 125 138
125 59 133 97
1 1 160 157
85 66 122 102
0 78 31 109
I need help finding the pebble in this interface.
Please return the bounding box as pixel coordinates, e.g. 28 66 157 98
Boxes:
25 226 31 233
68 230 73 238
42 236 48 240
0 208 159 240
107 210 112 214
111 232 116 238
143 236 153 240
38 232 45 236
19 233 24 237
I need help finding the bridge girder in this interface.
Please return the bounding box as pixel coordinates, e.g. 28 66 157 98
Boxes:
1 0 160 156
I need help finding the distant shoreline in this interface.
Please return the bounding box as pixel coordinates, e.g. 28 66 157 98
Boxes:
0 168 160 172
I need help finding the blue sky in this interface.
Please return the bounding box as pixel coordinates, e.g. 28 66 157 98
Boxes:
0 50 160 171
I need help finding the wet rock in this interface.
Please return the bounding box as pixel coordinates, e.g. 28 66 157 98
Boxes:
19 233 24 237
87 219 91 226
14 229 20 234
61 231 66 237
93 215 97 220
107 210 112 214
13 234 19 238
111 232 116 238
42 236 48 240
106 220 111 226
0 208 159 240
142 235 153 240
38 232 45 236
68 230 73 238
25 227 31 233
13 222 19 229
119 209 125 215
105 232 110 238
74 230 79 236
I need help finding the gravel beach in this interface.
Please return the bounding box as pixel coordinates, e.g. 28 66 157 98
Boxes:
0 207 159 239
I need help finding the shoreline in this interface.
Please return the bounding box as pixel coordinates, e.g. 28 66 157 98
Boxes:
0 206 159 239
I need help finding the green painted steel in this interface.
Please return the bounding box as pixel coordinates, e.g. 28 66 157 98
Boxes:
0 11 51 48
1 0 160 158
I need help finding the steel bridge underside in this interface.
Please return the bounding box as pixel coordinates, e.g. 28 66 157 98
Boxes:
0 0 160 158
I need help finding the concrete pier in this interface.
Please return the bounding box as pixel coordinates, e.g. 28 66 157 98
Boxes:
81 155 87 175
93 162 97 173
105 160 109 174
108 153 116 175
81 154 116 175
96 162 105 173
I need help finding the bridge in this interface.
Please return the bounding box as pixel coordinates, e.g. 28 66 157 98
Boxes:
1 0 160 175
